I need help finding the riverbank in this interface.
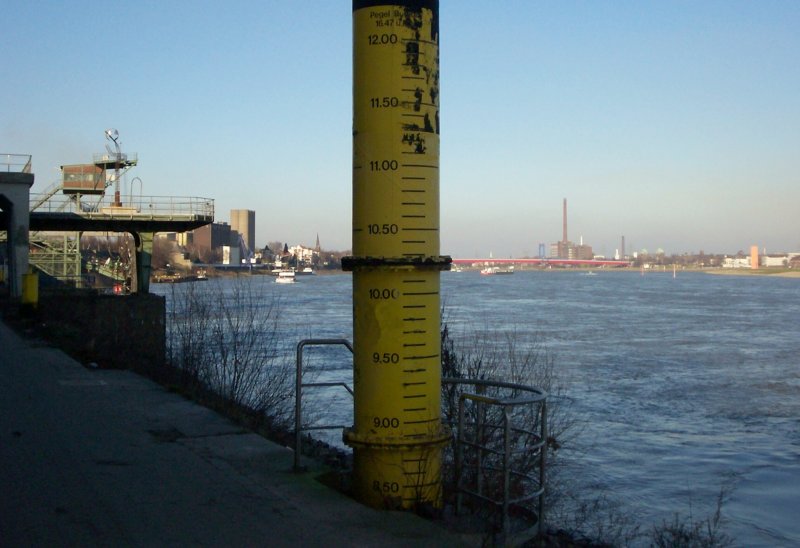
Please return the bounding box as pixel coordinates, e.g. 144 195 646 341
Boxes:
705 268 800 278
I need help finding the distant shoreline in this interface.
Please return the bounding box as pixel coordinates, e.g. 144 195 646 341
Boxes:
704 269 800 278
449 266 800 279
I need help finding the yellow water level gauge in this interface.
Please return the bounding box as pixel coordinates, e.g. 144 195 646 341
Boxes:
345 0 450 509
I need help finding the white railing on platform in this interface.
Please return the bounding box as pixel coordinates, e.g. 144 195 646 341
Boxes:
29 192 214 219
1 154 32 173
91 152 138 165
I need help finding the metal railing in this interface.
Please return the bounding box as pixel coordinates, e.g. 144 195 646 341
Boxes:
445 377 548 541
29 180 64 212
29 192 214 219
294 338 354 472
1 154 32 173
92 152 138 165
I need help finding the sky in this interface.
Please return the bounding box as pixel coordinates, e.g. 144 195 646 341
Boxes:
3 1 799 257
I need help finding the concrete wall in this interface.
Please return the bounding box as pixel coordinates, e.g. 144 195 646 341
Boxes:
39 293 165 374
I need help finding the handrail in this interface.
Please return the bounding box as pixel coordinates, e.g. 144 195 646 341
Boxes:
92 152 138 165
29 180 64 212
1 154 32 173
294 338 354 472
29 192 215 218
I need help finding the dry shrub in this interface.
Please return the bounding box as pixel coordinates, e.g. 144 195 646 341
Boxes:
165 277 293 430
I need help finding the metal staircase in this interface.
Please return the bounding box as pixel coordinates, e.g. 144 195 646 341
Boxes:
28 233 83 283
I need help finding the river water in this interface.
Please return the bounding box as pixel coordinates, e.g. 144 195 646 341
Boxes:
154 270 800 546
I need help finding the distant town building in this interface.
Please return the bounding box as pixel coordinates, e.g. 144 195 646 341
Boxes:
723 257 751 269
762 254 790 268
288 244 318 264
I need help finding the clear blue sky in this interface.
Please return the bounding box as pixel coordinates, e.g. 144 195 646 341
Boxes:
3 1 798 257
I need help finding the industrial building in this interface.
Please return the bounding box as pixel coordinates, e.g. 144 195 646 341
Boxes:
230 209 255 254
192 222 233 254
550 198 594 260
185 209 256 265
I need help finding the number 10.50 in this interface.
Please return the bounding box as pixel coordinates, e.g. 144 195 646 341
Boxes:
367 224 398 235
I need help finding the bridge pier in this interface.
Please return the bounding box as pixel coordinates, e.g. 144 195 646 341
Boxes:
0 165 35 298
132 231 154 294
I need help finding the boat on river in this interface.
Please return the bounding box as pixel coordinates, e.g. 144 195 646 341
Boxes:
275 270 296 284
480 266 514 275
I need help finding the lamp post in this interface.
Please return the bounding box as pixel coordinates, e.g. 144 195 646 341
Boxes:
129 176 142 210
105 128 122 207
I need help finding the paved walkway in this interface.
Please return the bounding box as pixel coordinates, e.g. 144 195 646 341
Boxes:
0 319 474 547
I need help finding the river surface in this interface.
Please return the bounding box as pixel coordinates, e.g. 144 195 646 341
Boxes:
154 270 800 546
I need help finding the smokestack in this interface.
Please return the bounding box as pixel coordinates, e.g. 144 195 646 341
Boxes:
621 235 625 258
562 198 568 243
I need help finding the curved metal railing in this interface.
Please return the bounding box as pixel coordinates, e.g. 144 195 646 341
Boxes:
443 377 548 541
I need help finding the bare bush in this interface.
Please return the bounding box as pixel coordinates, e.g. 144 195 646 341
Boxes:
165 277 293 430
649 483 734 548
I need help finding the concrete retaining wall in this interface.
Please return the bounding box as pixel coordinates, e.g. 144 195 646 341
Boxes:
39 292 165 373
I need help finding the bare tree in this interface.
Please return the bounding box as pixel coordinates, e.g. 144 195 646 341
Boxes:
165 277 294 430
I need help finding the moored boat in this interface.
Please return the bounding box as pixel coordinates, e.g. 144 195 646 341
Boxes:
480 266 514 275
